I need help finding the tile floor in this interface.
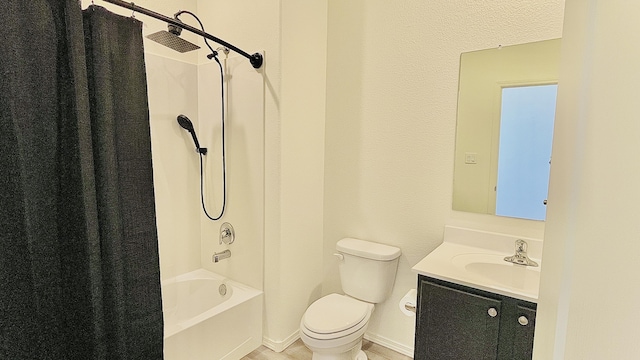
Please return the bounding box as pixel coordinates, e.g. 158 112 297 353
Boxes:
241 339 413 360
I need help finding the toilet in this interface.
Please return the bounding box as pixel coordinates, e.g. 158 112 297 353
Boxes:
300 238 401 360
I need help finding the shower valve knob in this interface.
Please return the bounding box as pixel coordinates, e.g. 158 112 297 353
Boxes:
219 222 235 245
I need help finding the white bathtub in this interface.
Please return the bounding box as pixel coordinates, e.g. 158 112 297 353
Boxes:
162 268 263 360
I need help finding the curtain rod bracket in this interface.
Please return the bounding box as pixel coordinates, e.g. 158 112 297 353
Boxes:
250 53 263 69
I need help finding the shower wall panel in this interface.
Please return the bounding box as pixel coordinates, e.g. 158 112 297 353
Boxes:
146 53 202 280
198 55 265 291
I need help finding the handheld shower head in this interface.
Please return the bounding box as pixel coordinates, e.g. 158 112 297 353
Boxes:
177 114 194 131
177 115 207 154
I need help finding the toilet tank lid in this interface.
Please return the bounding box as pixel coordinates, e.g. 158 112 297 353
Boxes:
336 238 401 261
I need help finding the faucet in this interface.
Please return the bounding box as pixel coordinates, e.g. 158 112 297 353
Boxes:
504 239 539 267
212 250 231 263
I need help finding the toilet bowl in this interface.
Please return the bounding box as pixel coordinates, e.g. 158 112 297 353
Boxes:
299 238 401 360
300 294 374 360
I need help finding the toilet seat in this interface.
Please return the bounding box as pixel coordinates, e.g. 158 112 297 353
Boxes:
301 294 373 341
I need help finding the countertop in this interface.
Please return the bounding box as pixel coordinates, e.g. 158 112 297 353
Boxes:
412 226 542 303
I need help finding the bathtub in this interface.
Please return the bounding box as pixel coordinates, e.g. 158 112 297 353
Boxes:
162 268 263 360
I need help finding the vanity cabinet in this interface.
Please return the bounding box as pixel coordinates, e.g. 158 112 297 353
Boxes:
414 275 536 360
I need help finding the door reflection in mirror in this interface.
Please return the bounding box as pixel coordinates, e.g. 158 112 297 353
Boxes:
496 84 557 220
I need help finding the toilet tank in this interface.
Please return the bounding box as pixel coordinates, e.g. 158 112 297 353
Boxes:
336 238 401 303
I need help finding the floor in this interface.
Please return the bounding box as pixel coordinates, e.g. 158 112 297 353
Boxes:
241 339 413 360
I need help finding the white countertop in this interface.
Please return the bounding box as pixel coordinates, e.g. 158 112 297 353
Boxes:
412 226 542 303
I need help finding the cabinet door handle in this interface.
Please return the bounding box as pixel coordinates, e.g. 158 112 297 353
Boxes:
518 316 529 326
487 308 498 317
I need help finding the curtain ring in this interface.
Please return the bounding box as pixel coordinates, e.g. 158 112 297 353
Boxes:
131 2 136 18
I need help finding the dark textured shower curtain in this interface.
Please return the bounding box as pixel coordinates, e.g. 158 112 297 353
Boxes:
0 1 163 359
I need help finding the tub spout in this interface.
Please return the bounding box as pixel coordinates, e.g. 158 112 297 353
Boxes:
212 250 231 263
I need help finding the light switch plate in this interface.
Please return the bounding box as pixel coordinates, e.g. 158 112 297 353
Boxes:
464 152 477 164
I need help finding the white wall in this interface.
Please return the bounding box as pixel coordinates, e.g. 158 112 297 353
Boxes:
196 0 328 350
534 1 640 358
323 0 565 353
272 0 327 347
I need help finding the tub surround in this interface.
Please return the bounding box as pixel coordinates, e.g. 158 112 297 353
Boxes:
413 226 542 303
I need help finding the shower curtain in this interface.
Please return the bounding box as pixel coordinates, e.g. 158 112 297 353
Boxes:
0 2 163 359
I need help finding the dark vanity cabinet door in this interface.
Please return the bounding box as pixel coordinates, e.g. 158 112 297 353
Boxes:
415 279 502 360
511 305 536 359
414 275 537 360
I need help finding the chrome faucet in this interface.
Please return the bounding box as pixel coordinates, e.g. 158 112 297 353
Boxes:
504 239 539 267
212 250 231 263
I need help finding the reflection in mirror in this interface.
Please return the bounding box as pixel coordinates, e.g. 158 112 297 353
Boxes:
452 39 561 221
496 84 557 220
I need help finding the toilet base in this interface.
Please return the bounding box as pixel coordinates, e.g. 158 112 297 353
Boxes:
308 340 367 360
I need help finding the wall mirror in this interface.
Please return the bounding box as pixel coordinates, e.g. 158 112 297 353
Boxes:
452 39 561 221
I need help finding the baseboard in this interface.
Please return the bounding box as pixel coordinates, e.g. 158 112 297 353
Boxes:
262 330 300 353
262 330 413 357
364 332 414 358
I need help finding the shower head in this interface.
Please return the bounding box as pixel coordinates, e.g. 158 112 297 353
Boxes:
177 114 195 132
177 115 207 154
146 19 200 53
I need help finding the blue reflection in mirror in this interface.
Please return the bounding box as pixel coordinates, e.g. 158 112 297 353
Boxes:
496 84 558 221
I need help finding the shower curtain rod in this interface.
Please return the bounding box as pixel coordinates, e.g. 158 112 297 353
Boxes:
103 0 264 69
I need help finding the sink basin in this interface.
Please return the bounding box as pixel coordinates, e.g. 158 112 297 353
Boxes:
412 227 543 302
451 253 540 294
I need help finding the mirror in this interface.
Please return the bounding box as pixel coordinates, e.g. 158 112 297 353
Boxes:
452 39 561 221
